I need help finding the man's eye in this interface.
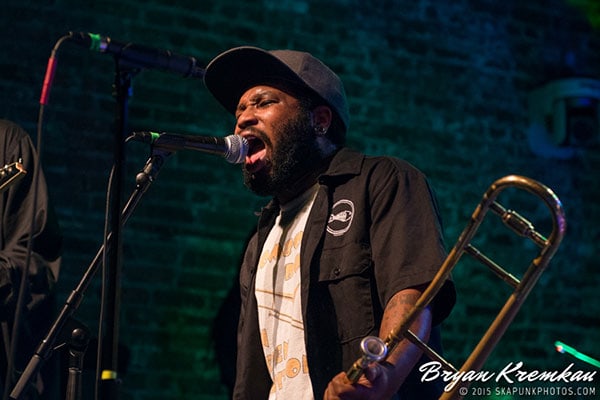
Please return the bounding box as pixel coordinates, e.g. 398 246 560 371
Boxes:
258 99 276 107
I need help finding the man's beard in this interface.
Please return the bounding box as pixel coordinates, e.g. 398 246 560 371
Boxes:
243 111 322 198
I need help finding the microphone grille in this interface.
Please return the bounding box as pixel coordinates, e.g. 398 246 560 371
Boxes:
223 135 248 164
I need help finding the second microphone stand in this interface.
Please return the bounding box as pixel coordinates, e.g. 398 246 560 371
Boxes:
9 147 173 400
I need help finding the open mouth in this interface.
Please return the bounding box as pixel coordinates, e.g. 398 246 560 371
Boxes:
244 135 268 174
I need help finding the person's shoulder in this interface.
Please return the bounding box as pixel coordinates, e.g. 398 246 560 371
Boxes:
331 147 428 182
0 119 29 141
363 152 426 178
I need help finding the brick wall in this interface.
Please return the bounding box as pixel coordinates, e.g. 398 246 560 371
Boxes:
1 0 599 399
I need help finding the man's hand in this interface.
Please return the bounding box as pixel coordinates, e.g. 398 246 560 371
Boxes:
324 287 433 399
323 362 396 400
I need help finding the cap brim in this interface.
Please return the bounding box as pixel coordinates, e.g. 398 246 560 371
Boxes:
204 46 308 116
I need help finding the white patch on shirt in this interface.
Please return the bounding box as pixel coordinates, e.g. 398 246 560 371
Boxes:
327 199 354 237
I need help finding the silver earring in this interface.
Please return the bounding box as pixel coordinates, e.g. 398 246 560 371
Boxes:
315 126 327 135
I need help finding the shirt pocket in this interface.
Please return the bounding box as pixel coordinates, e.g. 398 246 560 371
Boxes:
318 241 376 344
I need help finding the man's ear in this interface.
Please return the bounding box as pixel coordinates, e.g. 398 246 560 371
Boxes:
311 105 333 131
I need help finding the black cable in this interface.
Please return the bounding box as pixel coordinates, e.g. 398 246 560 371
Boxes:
2 33 69 400
94 164 116 400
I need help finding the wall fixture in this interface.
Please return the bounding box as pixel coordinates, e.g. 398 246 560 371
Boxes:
527 77 600 159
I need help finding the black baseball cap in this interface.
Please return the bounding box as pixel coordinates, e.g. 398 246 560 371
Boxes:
203 46 349 132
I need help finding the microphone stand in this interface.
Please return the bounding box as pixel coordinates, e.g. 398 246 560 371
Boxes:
65 324 91 400
9 148 174 400
98 56 134 400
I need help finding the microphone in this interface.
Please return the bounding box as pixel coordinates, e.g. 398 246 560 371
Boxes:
67 32 205 78
131 131 248 164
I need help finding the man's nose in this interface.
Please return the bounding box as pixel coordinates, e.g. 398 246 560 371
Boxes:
236 108 258 131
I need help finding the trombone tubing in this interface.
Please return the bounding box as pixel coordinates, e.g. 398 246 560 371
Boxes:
347 175 567 395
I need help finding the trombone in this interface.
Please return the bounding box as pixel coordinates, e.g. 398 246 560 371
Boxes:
346 175 567 399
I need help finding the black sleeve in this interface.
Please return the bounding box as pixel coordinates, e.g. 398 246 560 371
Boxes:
0 120 62 319
368 158 455 326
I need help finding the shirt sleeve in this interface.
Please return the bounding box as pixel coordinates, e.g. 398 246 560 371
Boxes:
367 157 455 326
0 120 62 318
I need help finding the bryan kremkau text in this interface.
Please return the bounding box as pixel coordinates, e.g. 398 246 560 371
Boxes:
418 361 597 392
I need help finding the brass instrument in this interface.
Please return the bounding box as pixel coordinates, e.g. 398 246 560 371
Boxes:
0 161 26 193
346 175 566 399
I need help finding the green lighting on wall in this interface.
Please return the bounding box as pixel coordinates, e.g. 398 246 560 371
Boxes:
567 0 600 29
